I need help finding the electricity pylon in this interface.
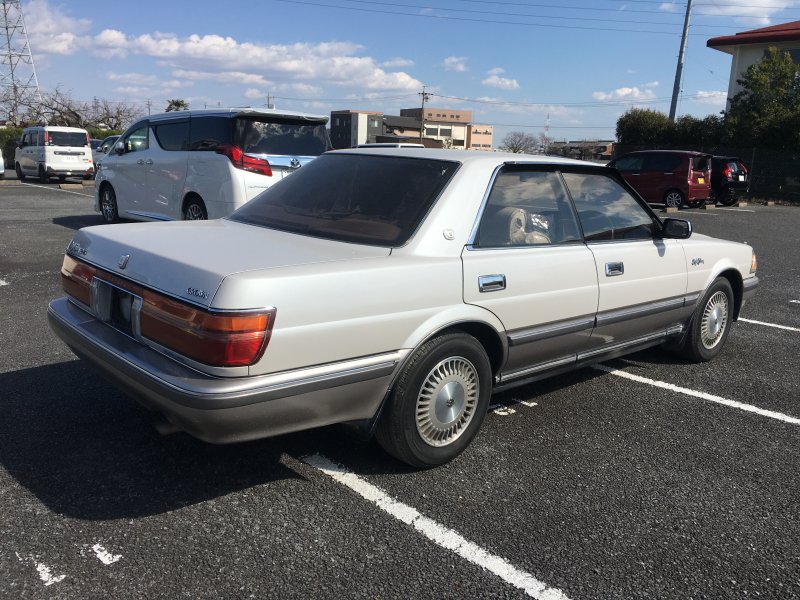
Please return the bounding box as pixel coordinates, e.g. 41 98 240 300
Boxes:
0 0 43 125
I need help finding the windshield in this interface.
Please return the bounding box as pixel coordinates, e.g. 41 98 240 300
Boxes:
229 153 459 247
235 117 329 156
47 131 88 147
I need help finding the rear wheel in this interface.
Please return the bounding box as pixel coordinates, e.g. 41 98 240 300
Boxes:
719 187 738 207
183 197 207 220
664 189 684 208
375 332 492 468
100 185 119 223
38 165 48 183
15 163 25 181
678 277 734 362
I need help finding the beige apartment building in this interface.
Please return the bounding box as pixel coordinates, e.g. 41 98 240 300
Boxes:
399 107 493 150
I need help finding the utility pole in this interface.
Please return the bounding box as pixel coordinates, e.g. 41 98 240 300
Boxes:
669 0 693 121
418 86 430 142
145 99 152 115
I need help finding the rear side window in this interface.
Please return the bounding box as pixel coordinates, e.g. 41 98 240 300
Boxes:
153 121 189 151
646 153 682 172
235 117 329 156
230 153 459 246
189 117 232 151
46 131 88 147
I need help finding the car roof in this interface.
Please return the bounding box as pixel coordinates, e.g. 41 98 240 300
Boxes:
616 149 711 157
333 147 600 168
146 107 328 124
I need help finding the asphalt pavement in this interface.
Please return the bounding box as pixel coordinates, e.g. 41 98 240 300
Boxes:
1 175 798 599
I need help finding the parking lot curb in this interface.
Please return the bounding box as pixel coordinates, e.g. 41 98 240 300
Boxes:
59 184 85 190
702 204 717 210
736 201 749 207
663 207 680 214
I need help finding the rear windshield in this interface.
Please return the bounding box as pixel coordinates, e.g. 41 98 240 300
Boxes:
229 153 459 246
47 131 87 147
235 117 329 156
691 156 709 171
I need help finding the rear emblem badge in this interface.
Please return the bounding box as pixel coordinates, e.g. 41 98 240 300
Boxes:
118 254 130 269
290 158 301 169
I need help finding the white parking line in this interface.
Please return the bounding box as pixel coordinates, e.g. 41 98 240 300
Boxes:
18 182 93 197
739 318 800 333
592 364 800 425
489 403 517 416
92 543 122 565
790 300 800 305
302 453 571 600
0 279 8 286
15 553 66 586
718 207 756 213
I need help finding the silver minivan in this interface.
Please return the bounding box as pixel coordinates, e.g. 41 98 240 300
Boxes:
95 108 330 223
14 126 94 182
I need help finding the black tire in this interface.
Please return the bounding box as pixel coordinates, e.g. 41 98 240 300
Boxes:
719 187 738 207
183 197 208 220
678 277 734 362
664 189 685 209
38 165 49 183
15 163 26 182
100 185 119 223
375 332 492 468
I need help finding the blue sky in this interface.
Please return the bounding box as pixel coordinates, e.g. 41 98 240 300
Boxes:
21 0 800 142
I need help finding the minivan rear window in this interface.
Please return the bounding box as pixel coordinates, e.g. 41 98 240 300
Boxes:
47 132 87 147
691 156 709 171
235 117 329 156
229 153 459 246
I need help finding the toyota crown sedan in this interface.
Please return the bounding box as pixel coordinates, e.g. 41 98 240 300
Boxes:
48 148 759 468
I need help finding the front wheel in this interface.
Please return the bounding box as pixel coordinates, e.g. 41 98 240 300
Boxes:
376 332 492 468
15 163 26 181
664 189 685 209
678 277 734 362
100 185 119 223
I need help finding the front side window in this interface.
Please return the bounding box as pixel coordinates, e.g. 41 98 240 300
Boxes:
562 172 656 242
475 169 581 248
122 124 149 153
613 155 645 171
230 154 459 247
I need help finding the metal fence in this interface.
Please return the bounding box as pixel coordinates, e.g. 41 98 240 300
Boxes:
613 145 800 202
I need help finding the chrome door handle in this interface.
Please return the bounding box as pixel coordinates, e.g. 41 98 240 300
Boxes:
479 274 506 293
136 159 144 165
145 159 154 165
605 262 624 277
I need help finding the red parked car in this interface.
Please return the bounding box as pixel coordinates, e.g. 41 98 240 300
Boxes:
608 150 712 208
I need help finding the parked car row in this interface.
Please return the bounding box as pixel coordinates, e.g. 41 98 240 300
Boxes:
608 149 749 208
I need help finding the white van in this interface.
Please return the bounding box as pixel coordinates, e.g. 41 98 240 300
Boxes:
14 126 94 182
95 108 330 223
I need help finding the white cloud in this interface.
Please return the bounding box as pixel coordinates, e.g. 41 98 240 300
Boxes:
693 90 728 106
381 57 414 68
593 80 659 102
244 88 264 99
25 0 91 54
487 67 505 76
173 69 271 86
443 56 468 72
482 75 520 91
661 0 800 25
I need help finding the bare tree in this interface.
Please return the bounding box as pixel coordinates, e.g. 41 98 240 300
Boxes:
499 131 540 154
16 87 143 129
94 98 144 130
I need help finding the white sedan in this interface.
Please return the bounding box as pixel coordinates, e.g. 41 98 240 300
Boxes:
48 148 758 467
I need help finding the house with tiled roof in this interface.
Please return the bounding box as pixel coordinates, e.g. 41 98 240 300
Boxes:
707 21 800 106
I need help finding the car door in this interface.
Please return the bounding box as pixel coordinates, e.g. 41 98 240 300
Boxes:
642 152 684 204
561 170 690 357
147 119 190 219
462 167 599 383
107 122 150 218
611 154 649 200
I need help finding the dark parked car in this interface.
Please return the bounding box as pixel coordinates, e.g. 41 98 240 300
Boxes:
711 156 749 206
608 150 712 208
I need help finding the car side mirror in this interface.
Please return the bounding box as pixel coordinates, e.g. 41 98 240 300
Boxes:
661 218 692 239
113 141 125 155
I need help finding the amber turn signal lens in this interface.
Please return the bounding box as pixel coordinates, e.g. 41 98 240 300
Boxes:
750 251 758 274
61 255 96 306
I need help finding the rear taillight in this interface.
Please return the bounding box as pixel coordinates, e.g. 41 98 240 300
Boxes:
140 293 275 367
43 132 50 145
216 144 273 177
61 255 96 306
723 166 732 179
60 254 275 367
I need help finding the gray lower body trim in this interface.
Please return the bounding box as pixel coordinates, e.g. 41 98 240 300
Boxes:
48 297 400 444
595 296 687 327
507 315 595 346
743 276 759 301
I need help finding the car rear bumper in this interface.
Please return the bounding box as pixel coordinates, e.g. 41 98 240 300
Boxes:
48 297 401 443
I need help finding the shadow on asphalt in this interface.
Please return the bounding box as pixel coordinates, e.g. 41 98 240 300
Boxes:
52 214 104 231
0 360 351 520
